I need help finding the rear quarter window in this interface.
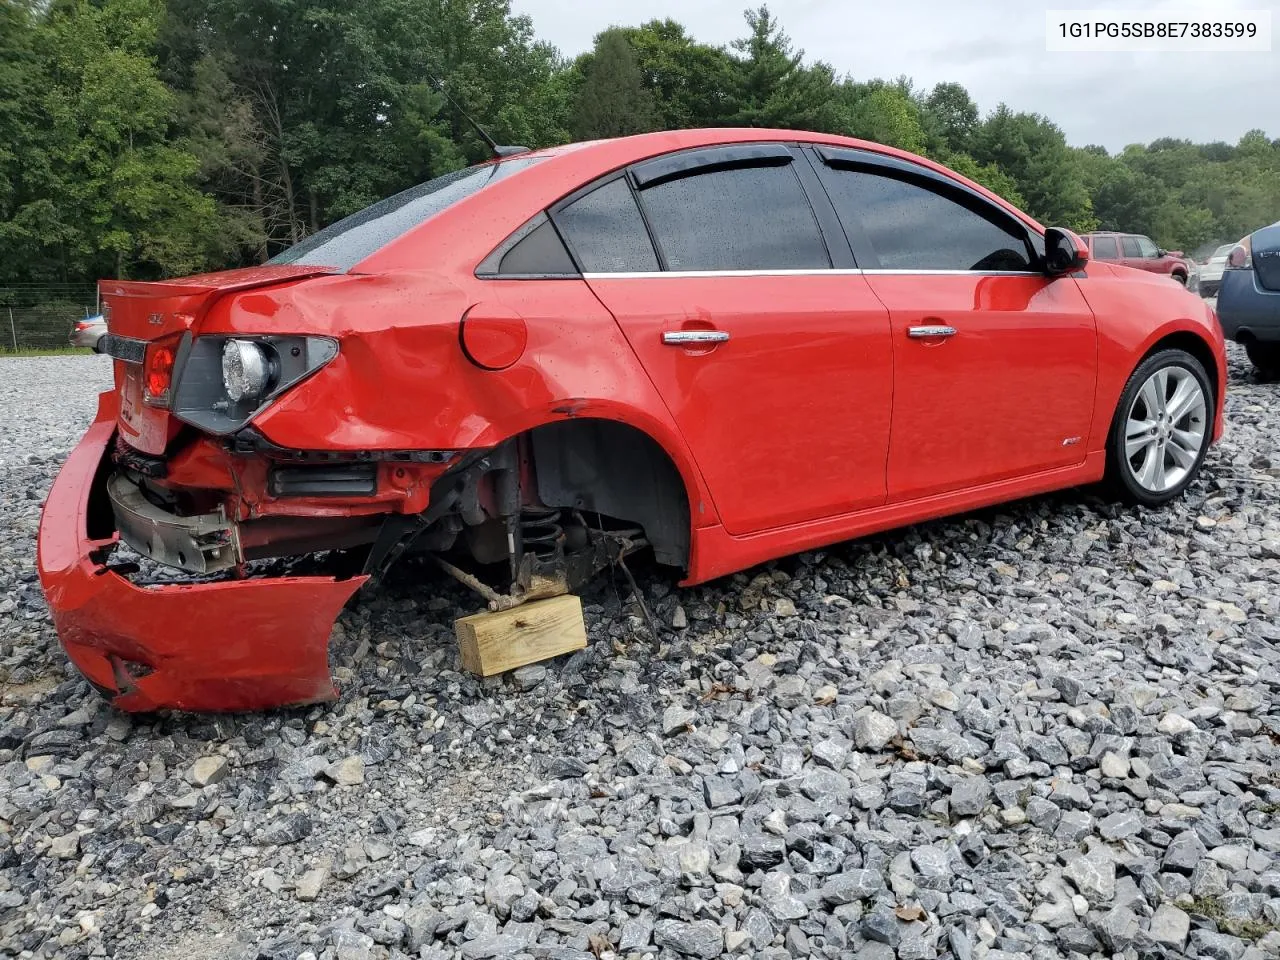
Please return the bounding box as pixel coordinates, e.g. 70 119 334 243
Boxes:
270 157 542 270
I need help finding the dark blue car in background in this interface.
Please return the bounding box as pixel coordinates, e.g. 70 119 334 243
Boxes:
1218 220 1280 376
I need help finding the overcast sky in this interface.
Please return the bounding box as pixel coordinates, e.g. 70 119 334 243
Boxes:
510 0 1278 153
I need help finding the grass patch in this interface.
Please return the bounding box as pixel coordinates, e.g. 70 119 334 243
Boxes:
0 346 93 357
1190 896 1277 941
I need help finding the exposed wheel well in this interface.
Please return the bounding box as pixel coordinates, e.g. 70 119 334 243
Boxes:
527 418 690 569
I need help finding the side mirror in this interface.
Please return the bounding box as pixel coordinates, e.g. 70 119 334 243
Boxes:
1044 227 1090 276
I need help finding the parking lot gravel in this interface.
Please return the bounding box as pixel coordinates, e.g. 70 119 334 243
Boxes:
2 347 1280 960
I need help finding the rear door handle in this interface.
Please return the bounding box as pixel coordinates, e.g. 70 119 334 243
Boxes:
663 330 730 345
907 325 957 339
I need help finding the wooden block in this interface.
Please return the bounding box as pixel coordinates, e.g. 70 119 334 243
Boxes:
455 594 587 677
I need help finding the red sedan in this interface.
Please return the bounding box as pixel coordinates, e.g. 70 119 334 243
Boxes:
38 128 1226 712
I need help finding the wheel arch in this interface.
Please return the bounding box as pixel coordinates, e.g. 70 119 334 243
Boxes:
1102 334 1218 504
525 417 694 571
1140 330 1220 410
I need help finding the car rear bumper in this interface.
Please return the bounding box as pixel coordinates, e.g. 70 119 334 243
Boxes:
37 390 367 713
1218 269 1280 342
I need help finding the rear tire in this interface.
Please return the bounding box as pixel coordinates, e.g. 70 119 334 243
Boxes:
1105 349 1212 506
1245 341 1280 379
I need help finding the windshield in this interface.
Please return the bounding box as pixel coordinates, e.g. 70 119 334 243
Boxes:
269 156 542 270
1213 244 1234 258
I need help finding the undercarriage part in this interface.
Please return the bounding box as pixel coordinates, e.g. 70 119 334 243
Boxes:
361 421 686 610
433 524 648 611
361 446 511 580
228 426 462 465
238 514 385 560
112 436 168 478
520 506 564 560
268 463 378 497
528 419 689 568
107 472 239 574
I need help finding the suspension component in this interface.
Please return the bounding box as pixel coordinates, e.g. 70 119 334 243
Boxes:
519 506 564 562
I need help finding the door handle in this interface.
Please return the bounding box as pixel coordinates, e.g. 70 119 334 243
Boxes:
907 325 957 339
663 330 730 345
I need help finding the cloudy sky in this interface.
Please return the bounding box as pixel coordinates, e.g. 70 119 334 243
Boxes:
510 0 1278 153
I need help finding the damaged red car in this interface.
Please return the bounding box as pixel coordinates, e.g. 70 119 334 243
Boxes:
38 128 1226 712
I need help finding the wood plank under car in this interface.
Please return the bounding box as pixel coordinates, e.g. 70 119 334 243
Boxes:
454 594 588 677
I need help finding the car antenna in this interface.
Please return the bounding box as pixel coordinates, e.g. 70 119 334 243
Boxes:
427 74 529 159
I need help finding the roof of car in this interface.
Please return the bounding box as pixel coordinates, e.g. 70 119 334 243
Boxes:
358 127 1047 274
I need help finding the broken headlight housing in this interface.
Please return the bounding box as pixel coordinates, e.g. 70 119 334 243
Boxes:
170 334 338 435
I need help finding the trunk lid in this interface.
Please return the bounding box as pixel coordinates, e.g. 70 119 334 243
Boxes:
102 265 337 454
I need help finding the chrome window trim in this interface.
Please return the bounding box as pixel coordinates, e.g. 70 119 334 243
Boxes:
582 269 1046 279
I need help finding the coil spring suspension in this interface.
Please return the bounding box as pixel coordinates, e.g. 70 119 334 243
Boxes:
520 506 564 561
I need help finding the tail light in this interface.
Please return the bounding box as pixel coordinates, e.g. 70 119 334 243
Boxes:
142 335 182 407
1227 237 1252 269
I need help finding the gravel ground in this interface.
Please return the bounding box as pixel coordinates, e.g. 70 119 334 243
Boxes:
2 346 1280 960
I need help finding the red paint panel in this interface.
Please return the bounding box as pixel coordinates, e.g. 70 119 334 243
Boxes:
686 454 1106 584
1073 263 1227 446
460 302 528 370
37 395 366 713
865 273 1098 502
589 274 894 535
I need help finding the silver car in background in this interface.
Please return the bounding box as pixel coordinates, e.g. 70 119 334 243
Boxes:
1199 243 1236 298
69 314 107 351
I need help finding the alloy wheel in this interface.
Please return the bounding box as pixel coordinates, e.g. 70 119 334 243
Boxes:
1123 366 1207 493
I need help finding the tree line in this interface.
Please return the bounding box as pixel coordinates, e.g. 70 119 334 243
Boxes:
3 0 1279 287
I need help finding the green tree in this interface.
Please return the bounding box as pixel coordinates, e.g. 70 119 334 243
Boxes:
971 105 1097 230
621 19 738 128
940 152 1026 208
921 81 979 155
571 29 661 140
728 6 840 131
836 80 926 153
0 0 217 282
159 0 565 259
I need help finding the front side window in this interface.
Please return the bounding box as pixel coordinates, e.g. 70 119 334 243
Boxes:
1137 236 1160 258
271 157 542 270
554 178 660 273
1121 236 1143 258
1091 236 1119 260
636 163 830 271
820 168 1033 271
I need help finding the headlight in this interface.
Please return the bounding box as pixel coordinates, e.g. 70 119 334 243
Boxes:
221 339 271 402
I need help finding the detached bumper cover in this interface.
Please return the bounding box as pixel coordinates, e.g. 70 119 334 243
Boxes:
37 391 367 713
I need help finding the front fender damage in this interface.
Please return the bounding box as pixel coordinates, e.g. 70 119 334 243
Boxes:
38 391 367 713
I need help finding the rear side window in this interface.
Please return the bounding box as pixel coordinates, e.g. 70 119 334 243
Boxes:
1121 236 1142 257
271 157 541 270
820 169 1032 271
554 179 659 273
637 164 830 271
1091 236 1119 259
496 219 577 276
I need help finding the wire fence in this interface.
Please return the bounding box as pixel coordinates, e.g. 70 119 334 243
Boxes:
0 285 100 353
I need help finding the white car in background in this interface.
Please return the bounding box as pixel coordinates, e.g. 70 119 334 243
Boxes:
1199 243 1235 297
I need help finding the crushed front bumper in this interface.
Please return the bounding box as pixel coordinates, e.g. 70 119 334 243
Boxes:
36 391 367 713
